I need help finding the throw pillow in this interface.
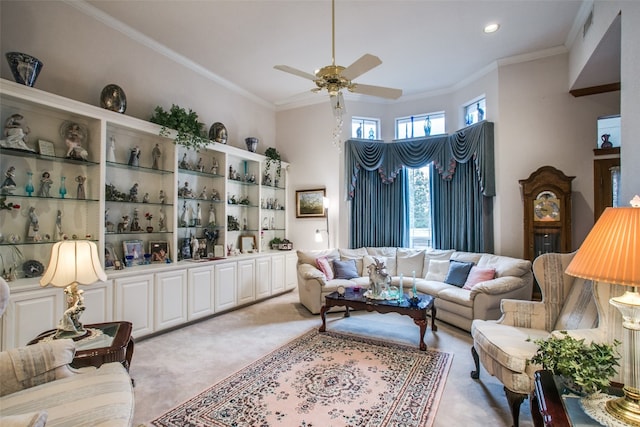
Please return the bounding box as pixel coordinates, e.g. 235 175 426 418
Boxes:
333 259 360 280
444 260 474 287
462 266 496 290
425 259 450 281
316 256 334 280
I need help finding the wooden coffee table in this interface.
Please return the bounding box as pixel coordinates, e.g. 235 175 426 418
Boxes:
319 287 436 351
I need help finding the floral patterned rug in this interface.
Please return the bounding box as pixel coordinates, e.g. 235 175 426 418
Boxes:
151 329 452 427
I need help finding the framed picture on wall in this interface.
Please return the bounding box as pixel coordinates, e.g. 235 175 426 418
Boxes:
296 188 326 218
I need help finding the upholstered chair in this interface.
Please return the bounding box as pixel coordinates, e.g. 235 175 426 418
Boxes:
469 252 612 427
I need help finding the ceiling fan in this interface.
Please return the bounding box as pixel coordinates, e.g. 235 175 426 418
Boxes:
274 0 402 114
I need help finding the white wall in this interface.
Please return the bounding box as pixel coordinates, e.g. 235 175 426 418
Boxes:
0 1 276 153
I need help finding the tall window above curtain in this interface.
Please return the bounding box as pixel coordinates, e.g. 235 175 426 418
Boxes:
395 112 445 139
351 117 380 140
464 97 486 125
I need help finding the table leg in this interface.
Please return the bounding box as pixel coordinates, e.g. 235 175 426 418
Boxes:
430 304 438 331
319 305 328 332
344 305 350 318
413 318 428 351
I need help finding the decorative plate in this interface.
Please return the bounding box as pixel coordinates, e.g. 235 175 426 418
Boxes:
23 259 44 278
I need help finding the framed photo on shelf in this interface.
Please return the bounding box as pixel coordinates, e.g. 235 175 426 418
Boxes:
295 188 326 218
104 243 118 269
150 241 169 263
240 235 256 253
38 140 56 157
123 239 144 264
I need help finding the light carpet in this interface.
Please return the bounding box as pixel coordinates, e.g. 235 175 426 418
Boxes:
151 329 452 427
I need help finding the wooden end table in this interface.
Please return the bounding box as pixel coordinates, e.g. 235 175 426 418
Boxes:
28 321 134 371
319 287 436 351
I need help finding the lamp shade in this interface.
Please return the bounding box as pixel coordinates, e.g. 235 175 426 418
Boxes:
565 207 640 286
40 240 107 288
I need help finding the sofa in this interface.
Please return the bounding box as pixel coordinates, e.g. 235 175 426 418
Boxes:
296 247 533 332
0 278 134 427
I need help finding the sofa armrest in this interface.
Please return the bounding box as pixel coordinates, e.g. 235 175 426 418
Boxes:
470 276 527 296
497 299 547 329
298 263 326 283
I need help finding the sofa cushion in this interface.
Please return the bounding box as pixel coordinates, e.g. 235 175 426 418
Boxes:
333 259 360 279
415 280 451 297
396 249 425 277
554 278 598 331
463 266 496 290
0 339 76 397
297 249 340 266
451 251 483 264
444 260 474 287
339 247 368 276
363 255 396 276
478 254 532 278
425 259 449 281
437 287 474 308
422 249 455 278
366 247 397 258
316 256 334 280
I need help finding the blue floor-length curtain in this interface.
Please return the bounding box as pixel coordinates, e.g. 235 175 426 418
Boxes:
345 121 494 251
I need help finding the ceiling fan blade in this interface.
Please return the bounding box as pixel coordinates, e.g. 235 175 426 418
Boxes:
274 65 317 81
341 54 382 81
350 83 403 100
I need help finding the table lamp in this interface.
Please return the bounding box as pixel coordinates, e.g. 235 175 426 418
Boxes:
39 240 107 339
565 197 640 425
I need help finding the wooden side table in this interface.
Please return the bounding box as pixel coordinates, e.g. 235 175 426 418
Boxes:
28 321 134 371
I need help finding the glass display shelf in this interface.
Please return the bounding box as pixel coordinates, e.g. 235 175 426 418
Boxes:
1 147 100 166
260 228 286 232
178 168 224 179
105 230 173 236
105 200 173 207
227 203 258 208
227 179 258 186
178 197 223 204
178 225 224 230
261 183 285 190
107 161 173 175
3 194 99 202
0 239 98 246
261 207 286 211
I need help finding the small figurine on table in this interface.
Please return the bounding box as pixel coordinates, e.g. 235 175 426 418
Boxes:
179 153 189 170
179 181 193 198
179 201 188 227
28 206 41 241
38 171 53 197
75 175 86 199
1 114 34 152
159 189 166 205
196 157 204 172
1 166 17 195
142 192 150 203
210 157 219 175
130 207 142 232
158 206 167 232
56 209 63 240
107 136 116 162
191 233 200 260
151 143 161 169
128 146 140 167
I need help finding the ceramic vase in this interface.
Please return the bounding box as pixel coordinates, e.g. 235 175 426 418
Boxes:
245 137 258 153
6 52 43 87
100 84 127 114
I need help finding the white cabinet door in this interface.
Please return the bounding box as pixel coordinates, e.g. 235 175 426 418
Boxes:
237 259 255 305
114 274 154 339
285 252 298 290
215 261 237 312
82 280 114 325
271 254 286 294
2 287 63 349
188 265 215 320
255 256 272 299
155 269 188 331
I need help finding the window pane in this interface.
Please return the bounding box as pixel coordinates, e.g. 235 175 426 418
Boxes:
464 98 486 125
408 166 432 249
395 113 445 139
352 117 379 139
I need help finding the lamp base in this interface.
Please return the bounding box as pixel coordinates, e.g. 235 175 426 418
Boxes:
605 387 640 426
54 283 87 339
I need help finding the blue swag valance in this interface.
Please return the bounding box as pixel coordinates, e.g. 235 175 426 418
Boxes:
345 121 495 199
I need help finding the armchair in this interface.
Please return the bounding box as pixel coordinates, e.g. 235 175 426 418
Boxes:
469 252 611 426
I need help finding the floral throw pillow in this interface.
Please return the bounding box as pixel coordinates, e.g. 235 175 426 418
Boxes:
316 256 334 280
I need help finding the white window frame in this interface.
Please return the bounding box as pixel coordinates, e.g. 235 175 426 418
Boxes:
463 96 486 126
351 117 380 140
395 112 445 140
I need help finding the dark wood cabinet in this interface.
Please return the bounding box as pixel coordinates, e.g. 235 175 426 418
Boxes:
520 166 574 263
593 147 620 221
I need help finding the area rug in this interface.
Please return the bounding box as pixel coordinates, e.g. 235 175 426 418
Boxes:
151 329 453 427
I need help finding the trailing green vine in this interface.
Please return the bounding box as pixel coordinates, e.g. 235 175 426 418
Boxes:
264 147 282 179
149 104 208 150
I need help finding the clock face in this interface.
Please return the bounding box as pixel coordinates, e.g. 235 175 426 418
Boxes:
337 285 346 296
534 191 561 221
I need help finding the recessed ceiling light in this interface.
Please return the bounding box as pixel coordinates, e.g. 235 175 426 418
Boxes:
484 23 500 34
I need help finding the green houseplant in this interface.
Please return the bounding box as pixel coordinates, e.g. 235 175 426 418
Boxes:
149 104 208 150
264 147 282 181
528 331 620 395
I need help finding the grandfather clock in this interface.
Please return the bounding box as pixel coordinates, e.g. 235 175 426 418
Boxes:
520 166 574 262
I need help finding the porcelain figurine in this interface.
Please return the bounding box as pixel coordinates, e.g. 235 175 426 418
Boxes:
0 114 34 152
1 166 17 195
38 171 53 197
61 121 88 160
152 143 161 169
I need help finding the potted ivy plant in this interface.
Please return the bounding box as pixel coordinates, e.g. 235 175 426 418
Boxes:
269 237 282 250
527 331 620 395
149 104 208 150
264 147 282 185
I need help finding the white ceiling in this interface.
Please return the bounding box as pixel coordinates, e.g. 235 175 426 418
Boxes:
84 0 595 110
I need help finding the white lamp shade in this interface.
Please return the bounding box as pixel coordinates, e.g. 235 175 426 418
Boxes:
40 240 107 288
